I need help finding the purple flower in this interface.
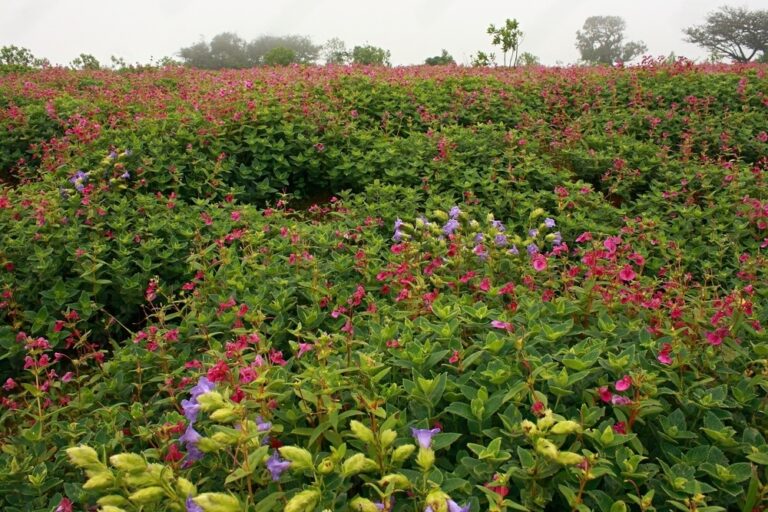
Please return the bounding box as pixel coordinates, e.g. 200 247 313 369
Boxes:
552 232 562 245
108 151 118 160
494 234 508 247
491 220 506 232
418 215 431 227
449 206 461 219
189 377 215 400
181 399 201 424
393 218 404 240
69 170 89 192
411 427 440 449
179 425 202 446
425 507 434 512
182 444 204 468
508 245 519 255
526 244 539 255
120 170 130 179
474 233 484 243
393 230 403 242
266 451 291 481
256 416 272 432
447 500 471 512
442 219 460 236
544 218 556 228
186 495 203 512
528 229 539 238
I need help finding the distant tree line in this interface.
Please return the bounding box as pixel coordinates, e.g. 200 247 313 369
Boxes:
1 5 766 72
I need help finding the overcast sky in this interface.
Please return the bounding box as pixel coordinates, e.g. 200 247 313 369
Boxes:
2 0 767 66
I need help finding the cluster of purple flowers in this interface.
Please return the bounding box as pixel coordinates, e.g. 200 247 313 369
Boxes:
393 218 405 242
179 377 215 466
442 206 462 236
68 170 89 192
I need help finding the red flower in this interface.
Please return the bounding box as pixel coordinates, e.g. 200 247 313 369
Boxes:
164 443 184 463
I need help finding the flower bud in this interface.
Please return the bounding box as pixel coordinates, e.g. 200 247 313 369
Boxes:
391 444 416 463
109 453 146 473
100 507 127 512
317 457 335 474
556 451 585 465
97 495 129 506
197 437 224 453
284 489 320 512
342 453 378 476
349 498 380 512
129 486 166 504
535 438 559 460
433 210 449 222
520 420 537 436
197 392 225 412
379 429 397 449
416 447 435 471
177 477 196 497
66 445 100 468
425 489 450 512
349 420 375 444
279 446 314 471
379 473 410 489
537 409 555 430
211 431 239 445
550 420 582 435
83 472 115 490
210 406 238 423
193 493 242 512
530 208 546 220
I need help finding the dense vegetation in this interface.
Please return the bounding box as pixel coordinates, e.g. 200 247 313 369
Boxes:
0 62 767 512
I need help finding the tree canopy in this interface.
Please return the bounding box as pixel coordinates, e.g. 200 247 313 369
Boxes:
424 49 455 65
178 33 320 68
683 6 768 62
487 19 523 67
350 45 391 66
576 16 647 65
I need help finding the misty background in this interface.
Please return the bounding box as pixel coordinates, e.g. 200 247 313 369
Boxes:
2 0 767 66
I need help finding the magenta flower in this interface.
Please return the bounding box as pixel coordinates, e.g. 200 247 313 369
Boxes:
297 343 314 358
611 395 632 406
615 375 632 392
411 427 441 449
532 254 548 272
618 265 636 282
491 320 513 331
598 386 612 403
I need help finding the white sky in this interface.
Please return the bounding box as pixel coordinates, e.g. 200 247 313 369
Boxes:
2 0 767 66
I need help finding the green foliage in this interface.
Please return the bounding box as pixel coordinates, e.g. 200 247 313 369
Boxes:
69 53 101 70
262 47 296 66
576 16 647 65
1 64 768 512
351 45 391 66
683 6 768 63
0 45 48 72
425 49 455 66
322 37 349 65
487 18 523 67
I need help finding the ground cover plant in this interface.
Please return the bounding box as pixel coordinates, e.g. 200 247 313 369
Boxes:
0 61 767 511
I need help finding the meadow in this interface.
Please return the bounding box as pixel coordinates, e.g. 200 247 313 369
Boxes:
0 61 767 511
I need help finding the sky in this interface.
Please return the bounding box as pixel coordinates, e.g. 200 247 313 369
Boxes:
2 0 767 66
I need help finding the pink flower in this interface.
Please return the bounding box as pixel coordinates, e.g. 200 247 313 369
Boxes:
297 343 314 358
239 367 257 383
532 254 548 272
611 395 632 406
449 350 460 364
598 386 613 403
615 375 632 392
491 320 513 331
3 378 16 391
61 372 74 383
575 231 592 243
618 265 636 281
479 277 491 292
657 343 673 365
612 421 627 434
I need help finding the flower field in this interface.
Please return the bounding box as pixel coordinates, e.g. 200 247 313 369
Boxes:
0 61 767 511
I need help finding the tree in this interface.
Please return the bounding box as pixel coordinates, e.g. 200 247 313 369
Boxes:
518 52 540 66
683 6 768 63
576 16 647 65
351 45 391 66
487 18 523 67
263 47 296 66
208 32 249 68
70 53 101 70
0 45 47 69
323 38 349 65
425 49 455 65
246 35 320 65
470 51 496 67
